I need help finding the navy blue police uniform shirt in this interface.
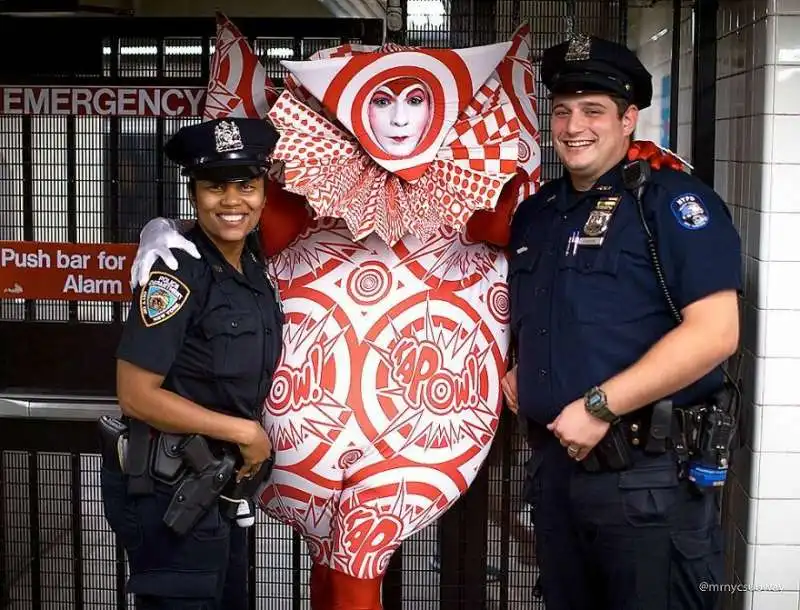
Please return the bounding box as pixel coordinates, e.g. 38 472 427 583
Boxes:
116 225 284 421
508 162 742 426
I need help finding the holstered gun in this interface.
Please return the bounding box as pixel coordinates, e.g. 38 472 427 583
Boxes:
162 435 236 536
581 424 634 472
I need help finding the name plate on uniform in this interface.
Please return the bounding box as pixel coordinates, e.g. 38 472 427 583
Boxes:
576 236 605 247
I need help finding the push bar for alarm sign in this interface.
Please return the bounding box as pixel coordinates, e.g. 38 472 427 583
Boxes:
0 241 137 301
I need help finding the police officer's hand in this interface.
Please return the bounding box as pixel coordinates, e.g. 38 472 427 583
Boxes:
501 366 519 414
237 421 273 482
547 399 610 461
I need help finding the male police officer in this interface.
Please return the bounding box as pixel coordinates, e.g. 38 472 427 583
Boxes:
99 117 284 609
502 34 741 610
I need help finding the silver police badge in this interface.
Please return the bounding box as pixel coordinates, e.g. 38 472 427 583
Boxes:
565 31 591 62
583 210 611 237
214 120 244 153
576 196 621 248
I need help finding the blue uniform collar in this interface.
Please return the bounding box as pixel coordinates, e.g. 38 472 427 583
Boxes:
555 159 627 212
189 224 268 294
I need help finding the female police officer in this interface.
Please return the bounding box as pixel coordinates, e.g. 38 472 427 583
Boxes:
100 117 284 610
503 34 741 610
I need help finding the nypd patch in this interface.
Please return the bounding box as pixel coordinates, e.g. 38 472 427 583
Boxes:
671 193 710 230
139 272 190 327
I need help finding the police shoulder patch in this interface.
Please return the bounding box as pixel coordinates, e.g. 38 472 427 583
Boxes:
670 193 710 230
139 272 191 328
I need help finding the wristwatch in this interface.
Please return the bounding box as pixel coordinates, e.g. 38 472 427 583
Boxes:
584 386 620 424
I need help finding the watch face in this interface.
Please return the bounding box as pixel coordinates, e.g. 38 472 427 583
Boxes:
587 390 604 409
585 388 614 421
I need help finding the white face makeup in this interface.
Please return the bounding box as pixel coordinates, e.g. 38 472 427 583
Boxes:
367 80 432 158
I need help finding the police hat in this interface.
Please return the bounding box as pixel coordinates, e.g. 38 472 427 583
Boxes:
164 117 280 182
541 33 653 110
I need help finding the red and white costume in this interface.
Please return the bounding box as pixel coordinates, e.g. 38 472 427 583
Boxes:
206 14 542 609
258 34 541 608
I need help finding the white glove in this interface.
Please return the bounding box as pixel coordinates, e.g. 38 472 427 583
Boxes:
129 218 201 289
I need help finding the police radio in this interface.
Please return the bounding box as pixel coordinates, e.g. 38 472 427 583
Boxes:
622 159 743 492
687 405 737 489
622 160 684 324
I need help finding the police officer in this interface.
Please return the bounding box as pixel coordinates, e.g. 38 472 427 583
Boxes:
99 117 284 610
502 34 741 610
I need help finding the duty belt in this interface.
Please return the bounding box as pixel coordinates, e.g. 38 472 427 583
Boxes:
97 415 275 534
521 399 714 472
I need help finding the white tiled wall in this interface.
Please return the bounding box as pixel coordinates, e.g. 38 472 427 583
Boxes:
716 1 800 609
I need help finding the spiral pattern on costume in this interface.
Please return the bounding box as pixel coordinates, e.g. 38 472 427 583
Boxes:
347 262 392 306
518 138 531 164
306 538 326 564
338 449 364 469
322 51 473 169
426 375 455 415
269 373 291 411
487 283 510 324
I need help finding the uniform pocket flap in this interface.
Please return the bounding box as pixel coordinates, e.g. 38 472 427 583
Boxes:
509 249 541 275
618 464 679 490
670 527 723 560
128 569 220 598
559 246 621 276
201 311 258 338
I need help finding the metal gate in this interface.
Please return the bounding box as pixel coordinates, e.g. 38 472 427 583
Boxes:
0 4 629 609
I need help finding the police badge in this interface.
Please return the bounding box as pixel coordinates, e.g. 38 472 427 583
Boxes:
584 210 611 237
215 120 244 153
578 196 621 247
564 31 591 62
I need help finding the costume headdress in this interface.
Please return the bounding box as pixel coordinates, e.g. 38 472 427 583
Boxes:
203 12 279 121
268 24 541 246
